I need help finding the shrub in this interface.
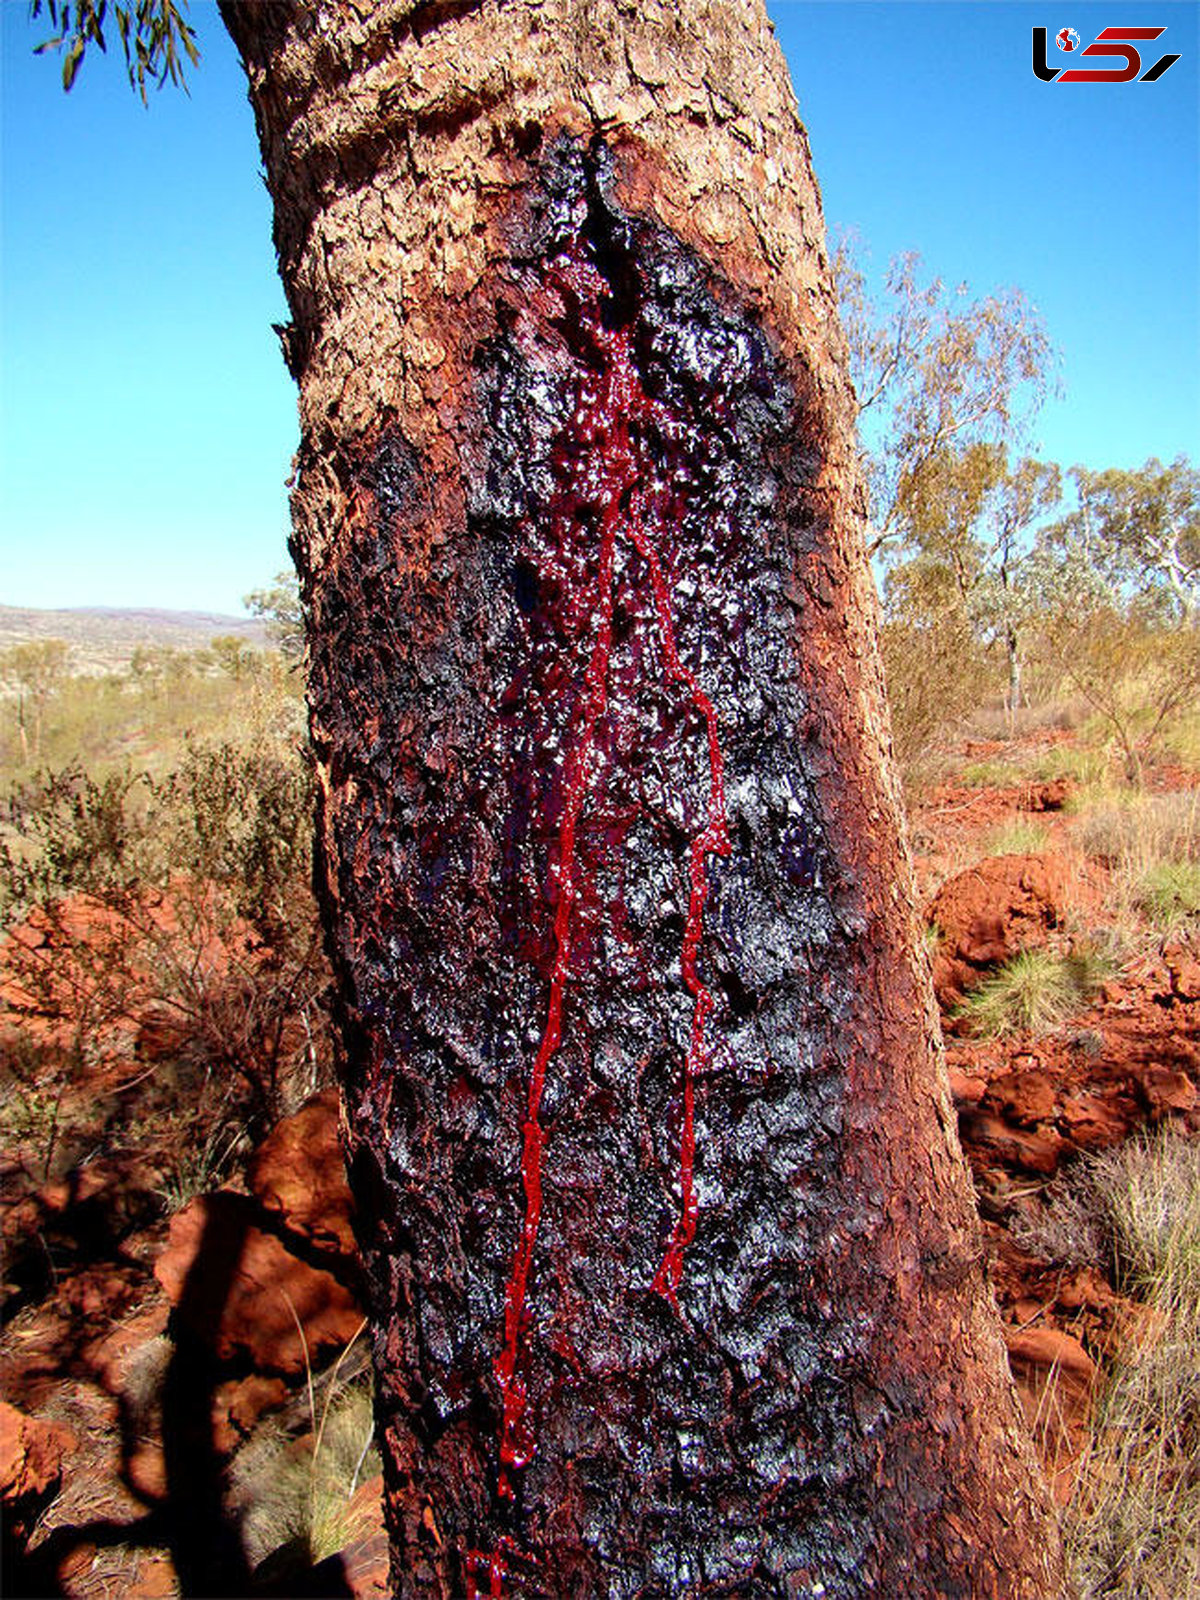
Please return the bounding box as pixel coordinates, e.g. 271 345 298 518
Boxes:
880 613 994 775
1071 789 1200 942
1030 743 1113 787
1073 789 1199 870
1031 607 1200 786
1007 1165 1108 1272
957 758 1029 789
0 744 333 1125
956 949 1075 1037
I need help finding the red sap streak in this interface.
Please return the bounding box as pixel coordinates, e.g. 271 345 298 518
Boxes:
484 245 732 1583
625 480 731 1307
466 1535 519 1599
492 252 632 1505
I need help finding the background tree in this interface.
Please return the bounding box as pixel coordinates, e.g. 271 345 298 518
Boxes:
887 443 1061 726
833 234 1056 562
1049 455 1199 627
0 638 70 762
1029 455 1200 782
874 442 1061 763
973 452 1063 718
245 569 305 666
209 632 257 683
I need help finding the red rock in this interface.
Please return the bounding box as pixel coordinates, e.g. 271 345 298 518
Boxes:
0 1400 75 1502
83 1299 171 1391
128 1439 169 1500
959 1111 1067 1175
983 1069 1057 1128
1018 779 1074 813
247 1090 358 1265
55 1541 98 1588
35 1179 72 1214
339 1472 389 1597
134 999 192 1062
212 1373 290 1454
1165 947 1200 1002
154 1194 364 1374
1006 1326 1095 1381
1055 1268 1120 1316
1057 1094 1129 1148
126 1554 179 1598
60 1262 144 1322
1138 1066 1197 1116
946 1066 986 1108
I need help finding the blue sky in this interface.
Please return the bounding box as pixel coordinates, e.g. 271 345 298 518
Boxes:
1 1 1196 613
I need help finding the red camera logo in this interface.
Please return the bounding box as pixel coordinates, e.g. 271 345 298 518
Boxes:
1033 25 1180 82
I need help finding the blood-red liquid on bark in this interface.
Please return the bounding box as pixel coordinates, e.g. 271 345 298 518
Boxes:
472 242 732 1593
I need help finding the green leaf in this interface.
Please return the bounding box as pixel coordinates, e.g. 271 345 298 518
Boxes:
61 34 84 89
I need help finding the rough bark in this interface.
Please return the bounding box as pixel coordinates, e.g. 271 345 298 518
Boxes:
221 2 1066 1594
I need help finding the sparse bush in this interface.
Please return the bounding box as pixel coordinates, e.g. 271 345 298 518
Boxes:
0 766 154 910
1062 933 1124 997
956 949 1076 1037
881 613 994 774
1073 789 1199 869
965 700 1087 741
1007 1166 1108 1272
1030 609 1200 786
1158 703 1200 773
154 1080 251 1213
1071 788 1200 944
958 758 1030 788
0 638 70 762
0 640 304 777
1030 743 1113 787
0 743 332 1127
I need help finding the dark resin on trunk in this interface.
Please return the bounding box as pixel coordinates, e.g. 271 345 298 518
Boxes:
313 142 913 1596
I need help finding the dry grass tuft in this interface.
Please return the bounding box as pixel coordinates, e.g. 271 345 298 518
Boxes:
955 945 1114 1039
982 819 1051 858
1065 1132 1200 1599
233 1323 380 1576
1136 860 1200 933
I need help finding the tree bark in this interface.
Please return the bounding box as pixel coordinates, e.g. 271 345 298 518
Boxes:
222 2 1066 1594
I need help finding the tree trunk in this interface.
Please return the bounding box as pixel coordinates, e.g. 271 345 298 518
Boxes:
222 2 1065 1594
1005 623 1022 731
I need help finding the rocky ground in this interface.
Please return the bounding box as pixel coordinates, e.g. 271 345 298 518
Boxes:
1 729 1196 1595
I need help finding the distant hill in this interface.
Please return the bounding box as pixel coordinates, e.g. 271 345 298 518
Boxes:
0 605 270 674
